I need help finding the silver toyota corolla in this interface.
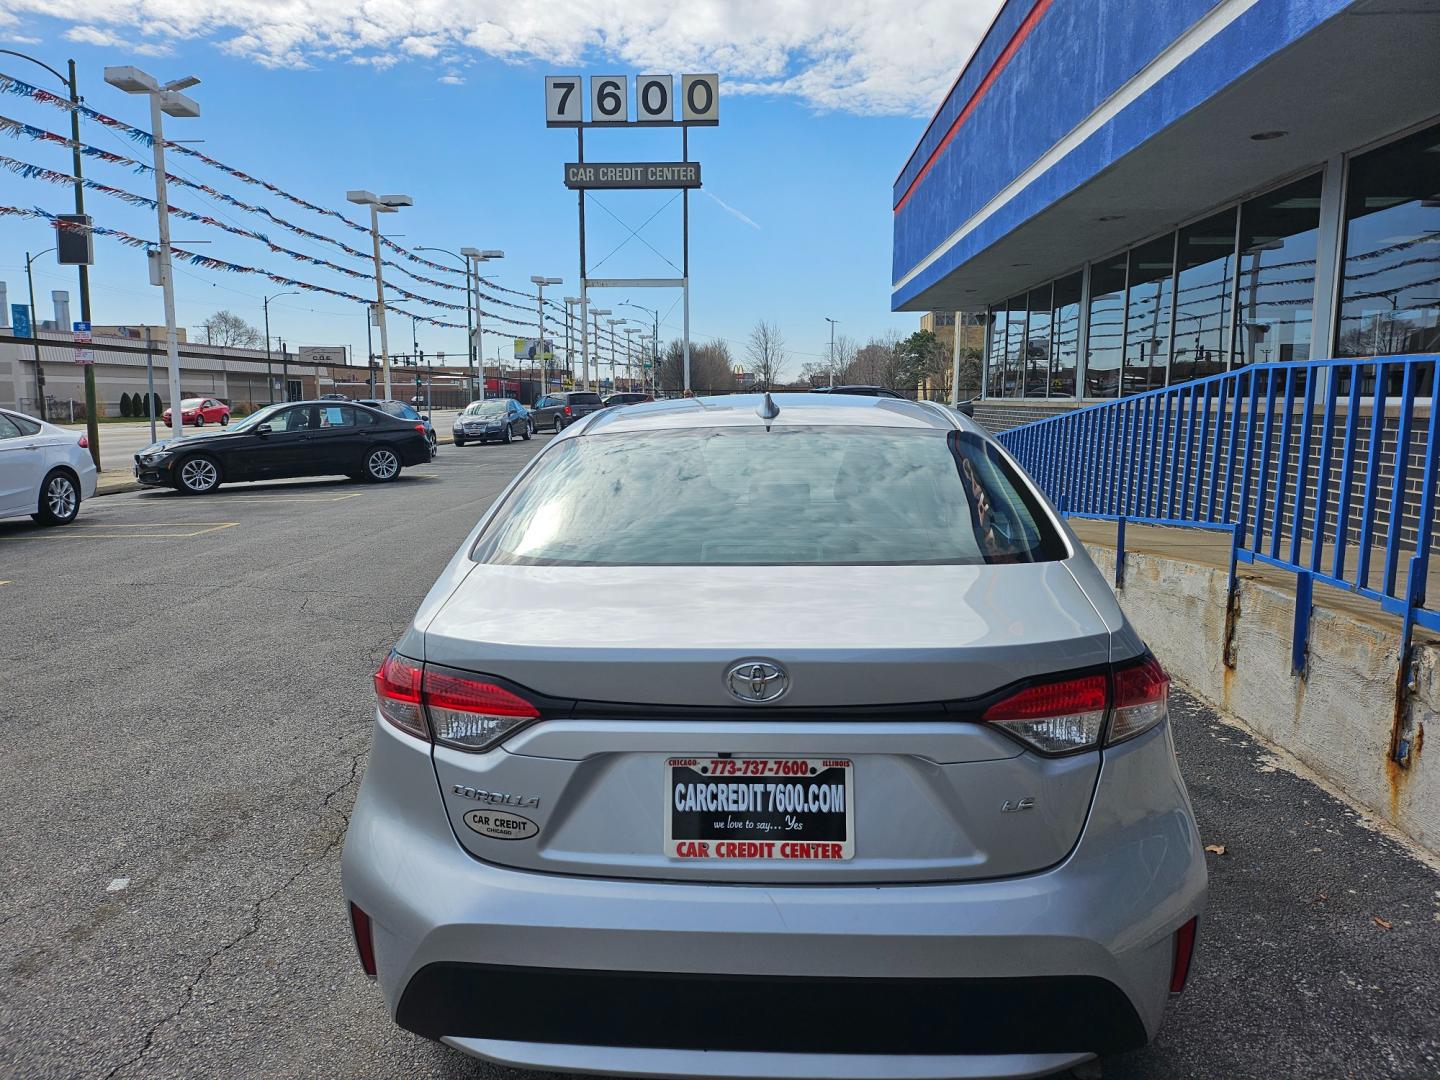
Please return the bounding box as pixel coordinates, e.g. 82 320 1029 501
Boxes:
341 393 1207 1080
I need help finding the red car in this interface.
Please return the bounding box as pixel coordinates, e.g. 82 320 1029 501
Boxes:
162 397 231 428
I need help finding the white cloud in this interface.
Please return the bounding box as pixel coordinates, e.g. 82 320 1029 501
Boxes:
13 0 1003 116
64 23 172 55
438 73 465 86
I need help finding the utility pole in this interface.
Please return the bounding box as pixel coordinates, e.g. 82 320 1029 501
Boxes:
23 250 51 419
263 291 298 404
530 276 562 398
365 305 376 396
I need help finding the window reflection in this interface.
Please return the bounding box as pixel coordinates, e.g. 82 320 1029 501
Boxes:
1233 173 1322 365
1086 253 1127 397
1123 235 1176 394
1336 122 1440 359
986 307 1005 397
1025 284 1052 397
1171 208 1236 383
1003 295 1025 397
1051 273 1081 396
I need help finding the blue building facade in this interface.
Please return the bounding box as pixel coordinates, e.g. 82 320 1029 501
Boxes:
892 0 1440 409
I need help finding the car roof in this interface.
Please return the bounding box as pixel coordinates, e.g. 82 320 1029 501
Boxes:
575 392 975 436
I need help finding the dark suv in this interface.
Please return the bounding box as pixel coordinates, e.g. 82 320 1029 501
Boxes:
356 399 436 457
602 392 655 407
530 391 605 432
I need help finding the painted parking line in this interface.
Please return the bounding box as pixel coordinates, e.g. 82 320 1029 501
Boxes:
1 522 238 541
185 491 365 503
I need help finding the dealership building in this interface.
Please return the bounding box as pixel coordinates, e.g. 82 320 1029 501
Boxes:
891 0 1440 429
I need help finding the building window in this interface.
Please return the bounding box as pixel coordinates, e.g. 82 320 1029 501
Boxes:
1123 234 1176 394
1024 284 1052 397
1050 272 1081 397
1085 252 1128 397
1335 121 1440 359
1171 208 1237 384
986 308 1005 397
1003 295 1026 397
1233 172 1323 365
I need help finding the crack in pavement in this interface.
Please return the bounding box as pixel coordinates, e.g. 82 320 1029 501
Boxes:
100 748 367 1080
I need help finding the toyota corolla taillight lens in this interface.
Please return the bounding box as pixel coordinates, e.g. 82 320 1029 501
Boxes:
981 656 1170 754
372 652 540 750
982 672 1109 754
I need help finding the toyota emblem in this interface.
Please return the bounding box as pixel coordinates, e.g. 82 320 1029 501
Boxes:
724 659 789 704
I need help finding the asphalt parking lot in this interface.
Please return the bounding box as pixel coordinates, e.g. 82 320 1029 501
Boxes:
2 438 1438 1080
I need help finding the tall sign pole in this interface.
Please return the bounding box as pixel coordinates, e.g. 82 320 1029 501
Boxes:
546 72 717 397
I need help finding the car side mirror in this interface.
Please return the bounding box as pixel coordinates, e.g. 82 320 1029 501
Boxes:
256 423 272 436
955 399 975 417
422 415 431 422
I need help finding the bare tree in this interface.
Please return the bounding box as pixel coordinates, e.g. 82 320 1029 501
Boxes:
746 320 788 389
658 339 737 395
199 310 263 349
845 333 904 388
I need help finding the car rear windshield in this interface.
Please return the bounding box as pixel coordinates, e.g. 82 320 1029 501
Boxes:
472 426 1065 566
566 393 603 405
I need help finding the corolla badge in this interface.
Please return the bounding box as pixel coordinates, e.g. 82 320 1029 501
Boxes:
724 659 789 704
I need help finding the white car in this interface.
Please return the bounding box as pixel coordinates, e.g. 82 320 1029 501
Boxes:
0 409 98 525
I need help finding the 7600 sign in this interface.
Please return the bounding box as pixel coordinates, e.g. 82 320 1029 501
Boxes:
545 73 719 127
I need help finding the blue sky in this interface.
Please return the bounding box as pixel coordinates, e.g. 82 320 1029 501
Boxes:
0 3 1001 379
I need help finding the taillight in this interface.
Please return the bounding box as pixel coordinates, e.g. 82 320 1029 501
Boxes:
374 652 427 740
414 423 426 434
424 669 540 751
563 405 572 415
372 653 541 751
349 902 377 979
78 434 89 449
982 673 1108 754
1110 655 1169 745
1170 916 1198 993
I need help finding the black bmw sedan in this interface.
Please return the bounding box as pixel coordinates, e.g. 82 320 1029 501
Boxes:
134 401 431 495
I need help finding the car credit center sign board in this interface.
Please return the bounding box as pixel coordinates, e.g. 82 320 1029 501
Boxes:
564 162 700 189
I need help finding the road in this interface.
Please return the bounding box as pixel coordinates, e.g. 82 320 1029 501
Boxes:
1 440 1438 1079
59 410 465 476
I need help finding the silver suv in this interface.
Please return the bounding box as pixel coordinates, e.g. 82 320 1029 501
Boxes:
342 393 1206 1079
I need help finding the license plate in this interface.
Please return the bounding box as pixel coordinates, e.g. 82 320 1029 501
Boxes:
665 757 853 861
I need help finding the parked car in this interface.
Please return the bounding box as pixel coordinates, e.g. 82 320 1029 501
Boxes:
134 401 430 494
162 397 231 427
0 408 97 525
808 384 905 398
602 391 655 407
342 392 1206 1077
356 398 437 457
452 399 532 446
529 390 605 432
319 393 350 401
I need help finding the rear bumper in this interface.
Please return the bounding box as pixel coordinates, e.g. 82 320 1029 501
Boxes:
341 719 1205 1077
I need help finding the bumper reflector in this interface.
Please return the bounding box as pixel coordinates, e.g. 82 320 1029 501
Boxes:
350 902 377 979
1170 916 1198 993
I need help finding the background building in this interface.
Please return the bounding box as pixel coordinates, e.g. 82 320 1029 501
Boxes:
891 0 1440 429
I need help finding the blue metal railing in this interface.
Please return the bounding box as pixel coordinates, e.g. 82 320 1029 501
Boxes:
995 355 1440 763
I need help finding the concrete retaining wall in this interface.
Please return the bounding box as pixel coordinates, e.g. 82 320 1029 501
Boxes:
1083 543 1438 854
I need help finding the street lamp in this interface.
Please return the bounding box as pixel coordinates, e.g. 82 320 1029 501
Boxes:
4 50 100 465
530 276 562 395
346 189 412 399
21 248 55 419
104 65 200 443
606 317 624 390
418 245 502 400
262 291 299 403
589 308 611 392
466 249 503 398
563 297 581 387
825 316 839 388
622 300 660 396
625 327 642 389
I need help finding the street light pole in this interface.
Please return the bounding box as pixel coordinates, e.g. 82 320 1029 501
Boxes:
105 66 201 444
263 291 298 404
622 301 660 396
564 298 580 387
23 249 53 419
589 308 611 393
346 190 412 400
530 276 563 398
606 318 623 391
825 317 839 388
